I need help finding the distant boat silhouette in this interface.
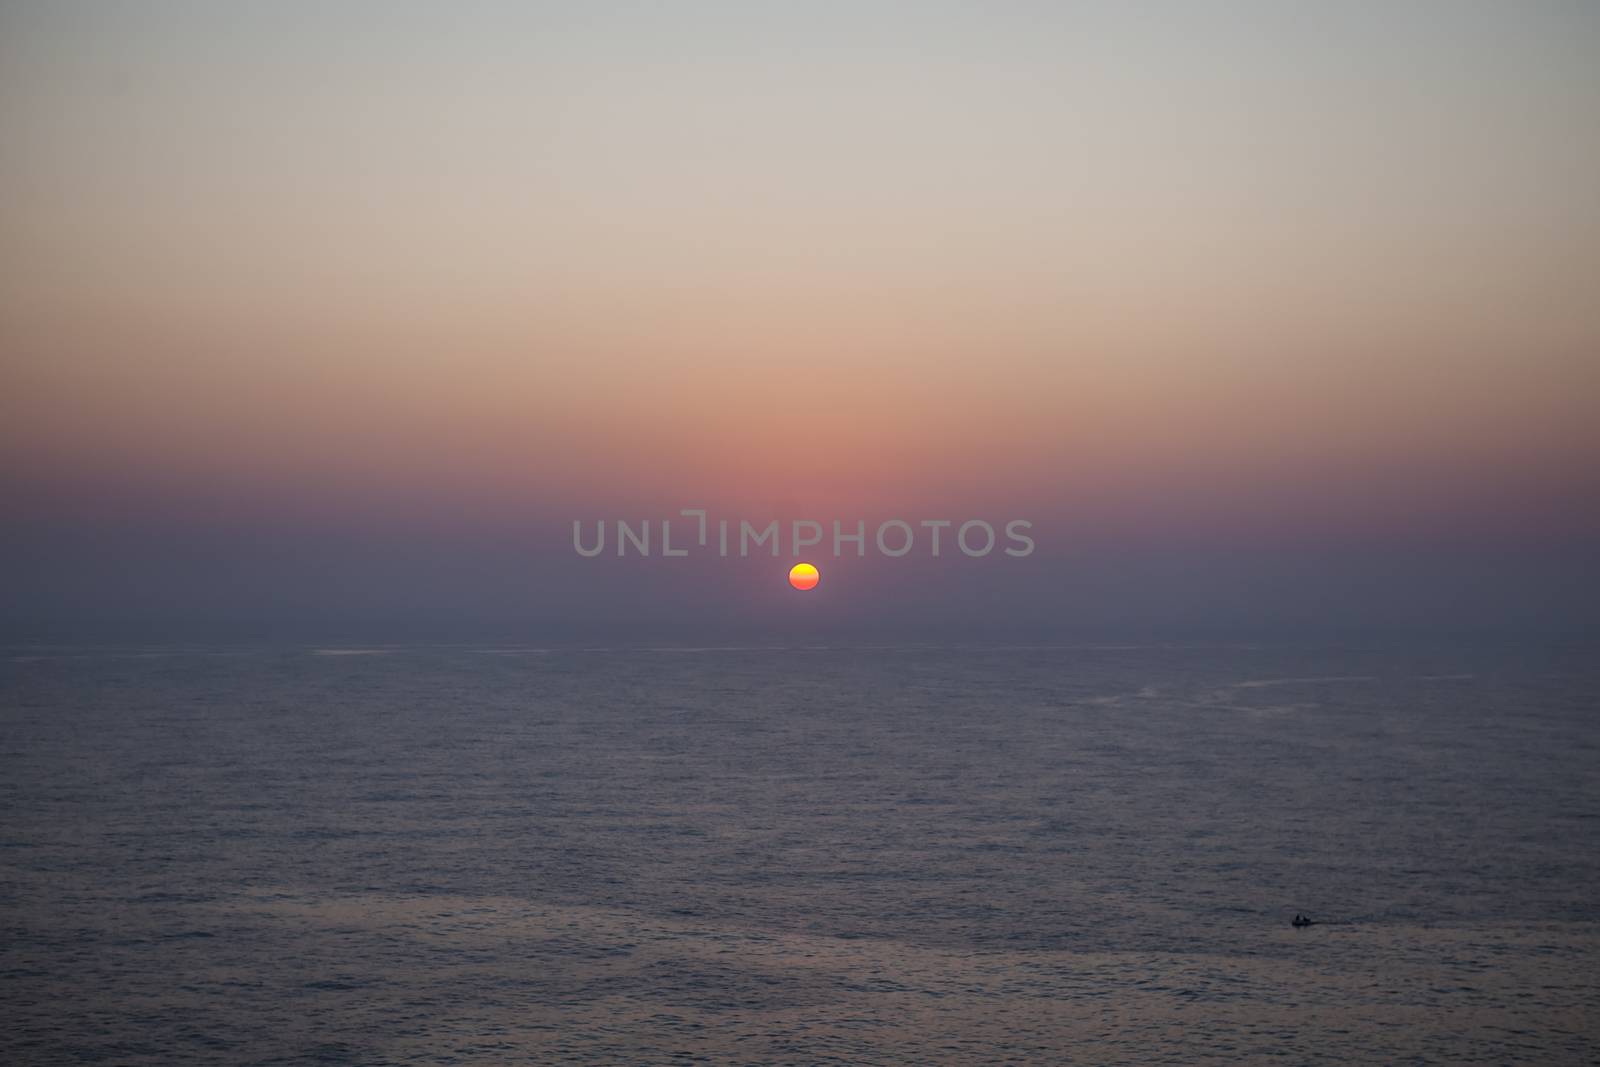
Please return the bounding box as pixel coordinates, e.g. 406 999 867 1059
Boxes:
1292 913 1317 927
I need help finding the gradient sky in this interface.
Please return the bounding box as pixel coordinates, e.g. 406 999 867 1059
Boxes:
2 1 1597 638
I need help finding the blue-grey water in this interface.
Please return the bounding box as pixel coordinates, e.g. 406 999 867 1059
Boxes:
2 641 1597 1064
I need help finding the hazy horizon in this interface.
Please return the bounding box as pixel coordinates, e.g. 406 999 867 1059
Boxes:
3 2 1597 637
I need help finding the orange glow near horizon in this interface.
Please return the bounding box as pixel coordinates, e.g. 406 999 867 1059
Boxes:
1 3 1597 565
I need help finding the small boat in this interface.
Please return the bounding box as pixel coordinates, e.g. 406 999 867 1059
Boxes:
1291 913 1316 927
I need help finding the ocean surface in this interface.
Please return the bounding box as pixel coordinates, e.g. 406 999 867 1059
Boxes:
1 640 1596 1065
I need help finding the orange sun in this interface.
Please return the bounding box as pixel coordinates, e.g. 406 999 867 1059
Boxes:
788 562 820 590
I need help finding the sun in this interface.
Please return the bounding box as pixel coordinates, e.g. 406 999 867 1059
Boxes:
788 562 820 591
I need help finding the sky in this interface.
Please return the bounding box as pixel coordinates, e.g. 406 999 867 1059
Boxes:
2 1 1597 640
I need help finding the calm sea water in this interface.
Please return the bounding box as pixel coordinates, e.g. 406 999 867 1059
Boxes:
1 641 1596 1064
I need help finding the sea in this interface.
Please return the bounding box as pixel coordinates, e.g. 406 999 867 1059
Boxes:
2 640 1596 1064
